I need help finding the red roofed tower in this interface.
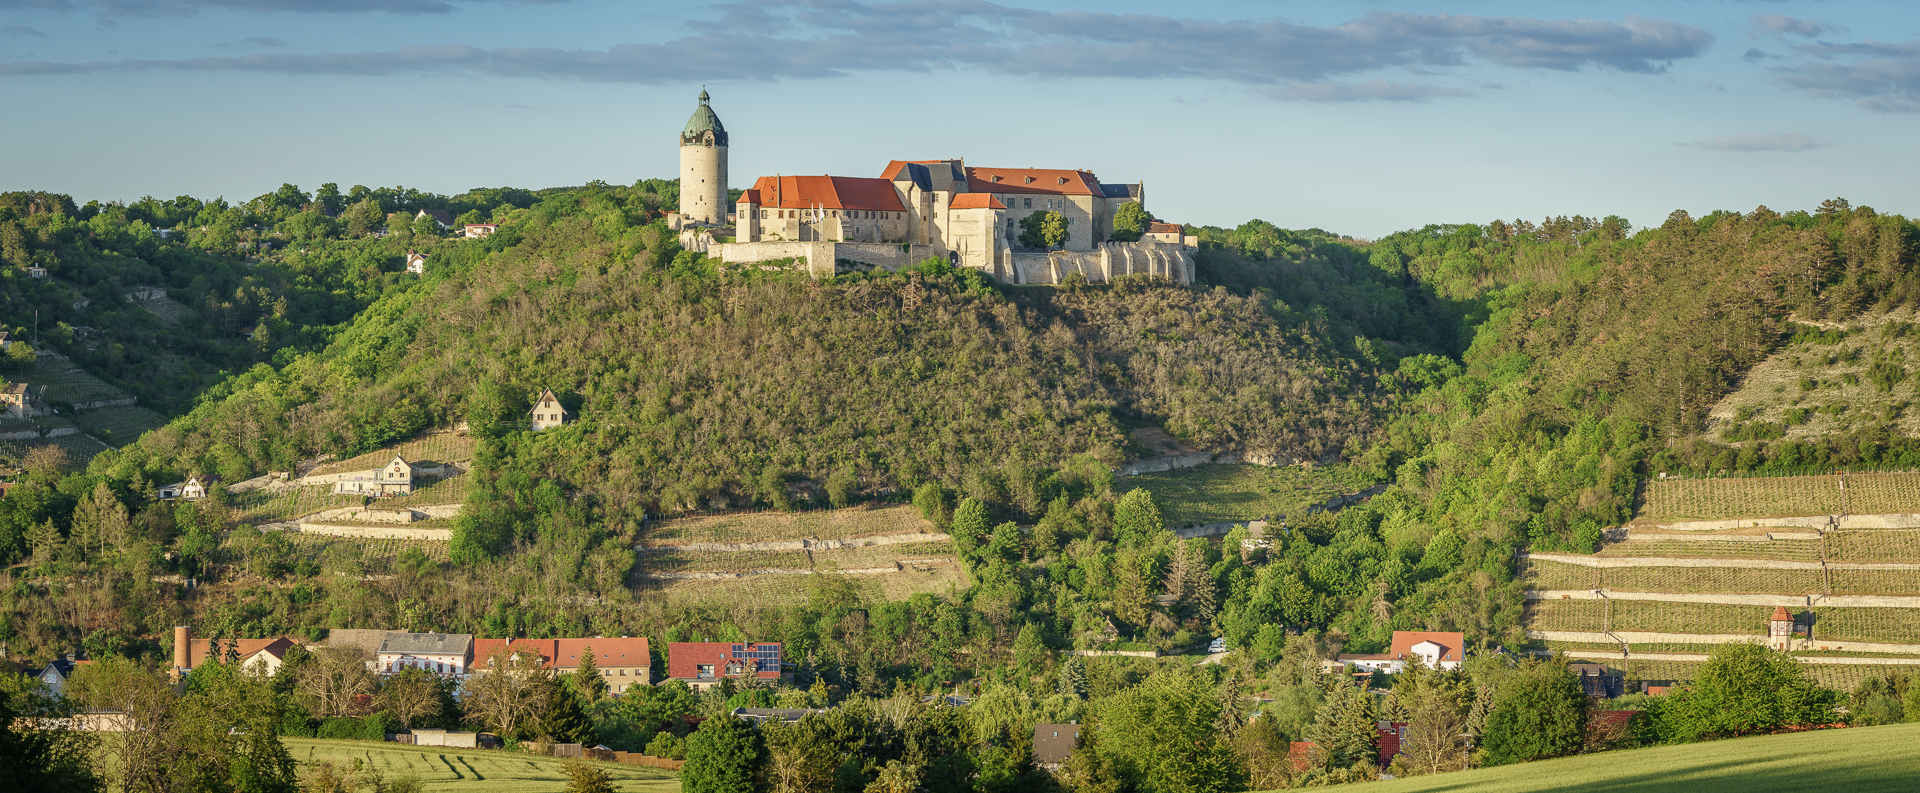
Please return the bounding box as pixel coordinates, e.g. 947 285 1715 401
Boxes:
1769 606 1794 651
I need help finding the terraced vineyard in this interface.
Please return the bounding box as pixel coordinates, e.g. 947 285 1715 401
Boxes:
0 433 111 466
230 487 365 525
1122 462 1380 528
1528 472 1920 687
305 433 475 476
72 405 169 446
643 504 934 544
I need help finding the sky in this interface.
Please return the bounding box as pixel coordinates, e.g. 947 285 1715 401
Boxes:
2 0 1917 238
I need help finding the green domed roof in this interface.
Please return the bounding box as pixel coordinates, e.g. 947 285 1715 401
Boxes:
681 90 727 146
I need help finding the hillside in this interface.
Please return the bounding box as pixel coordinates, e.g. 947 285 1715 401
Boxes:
1310 721 1920 793
1521 472 1920 690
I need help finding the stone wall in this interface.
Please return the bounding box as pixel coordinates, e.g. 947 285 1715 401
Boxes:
1527 551 1920 571
1526 590 1920 608
716 240 939 277
1008 241 1193 286
298 524 453 541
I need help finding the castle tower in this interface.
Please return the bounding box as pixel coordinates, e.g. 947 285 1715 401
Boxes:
1768 605 1795 650
678 89 729 225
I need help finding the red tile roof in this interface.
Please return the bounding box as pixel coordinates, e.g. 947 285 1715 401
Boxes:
471 637 649 669
948 194 1006 210
186 636 297 668
1390 631 1465 663
965 167 1103 196
668 642 782 680
1147 222 1184 234
736 189 761 205
744 176 906 212
1377 721 1406 765
1771 606 1793 622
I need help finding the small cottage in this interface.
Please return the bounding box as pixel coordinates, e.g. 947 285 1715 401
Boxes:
332 454 416 497
405 252 427 275
530 387 570 431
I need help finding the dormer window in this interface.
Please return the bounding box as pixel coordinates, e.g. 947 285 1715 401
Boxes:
1023 176 1035 184
1057 177 1068 185
992 175 1002 183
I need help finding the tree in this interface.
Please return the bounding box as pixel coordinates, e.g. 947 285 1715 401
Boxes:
1093 670 1246 793
682 715 765 793
538 676 595 744
563 759 616 793
1307 676 1376 771
1110 202 1149 243
912 481 953 529
297 646 379 719
949 497 993 563
0 675 103 793
1113 489 1164 546
826 467 858 508
1057 654 1087 699
1654 643 1838 742
465 646 552 740
1019 211 1069 249
573 644 608 701
762 715 838 793
1481 658 1586 765
1386 663 1473 776
378 668 443 729
617 679 698 739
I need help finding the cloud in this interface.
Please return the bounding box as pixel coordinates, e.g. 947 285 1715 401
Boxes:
1683 132 1823 152
1750 14 1833 38
0 0 563 16
0 2 1714 103
240 36 285 46
1773 39 1920 113
1 24 49 37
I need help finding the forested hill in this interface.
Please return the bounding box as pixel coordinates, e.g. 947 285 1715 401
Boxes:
89 186 1406 523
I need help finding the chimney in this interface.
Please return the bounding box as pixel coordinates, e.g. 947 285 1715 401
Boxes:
174 626 190 670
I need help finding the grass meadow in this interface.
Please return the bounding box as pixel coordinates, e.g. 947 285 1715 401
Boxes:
1306 722 1920 793
284 738 678 793
1122 463 1379 528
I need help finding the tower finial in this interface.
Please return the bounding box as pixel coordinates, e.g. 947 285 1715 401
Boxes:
699 86 710 103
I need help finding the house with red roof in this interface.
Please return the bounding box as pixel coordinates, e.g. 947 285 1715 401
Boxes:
185 635 301 677
1332 631 1467 673
667 642 784 690
470 637 652 693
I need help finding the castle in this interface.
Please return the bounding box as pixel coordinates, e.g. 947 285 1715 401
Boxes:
671 91 1193 285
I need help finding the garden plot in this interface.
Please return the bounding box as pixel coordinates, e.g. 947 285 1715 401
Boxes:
1608 601 1775 635
1598 567 1827 595
73 405 169 446
1809 608 1920 644
231 487 364 525
640 547 813 575
1847 472 1920 515
285 738 677 793
1827 531 1920 563
1122 462 1381 528
1637 475 1841 522
643 504 934 544
1521 599 1609 633
1521 559 1597 590
1598 538 1823 562
1825 569 1920 596
811 540 956 572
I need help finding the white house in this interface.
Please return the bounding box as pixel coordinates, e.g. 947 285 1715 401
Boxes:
1331 631 1466 674
405 252 427 275
36 656 91 698
377 632 473 676
462 224 498 239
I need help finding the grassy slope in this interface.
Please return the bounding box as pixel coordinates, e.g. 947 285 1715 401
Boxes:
1309 722 1920 793
285 738 679 793
1121 462 1379 527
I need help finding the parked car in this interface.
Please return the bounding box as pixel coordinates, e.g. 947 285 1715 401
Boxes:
1207 638 1228 654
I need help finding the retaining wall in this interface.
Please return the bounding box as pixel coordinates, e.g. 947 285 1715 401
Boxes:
643 531 950 554
1527 552 1920 571
1527 590 1920 608
298 523 453 541
1528 629 1920 655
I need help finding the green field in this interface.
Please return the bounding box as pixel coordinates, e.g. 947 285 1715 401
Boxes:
1307 722 1920 793
285 738 678 792
1122 463 1380 527
72 404 170 446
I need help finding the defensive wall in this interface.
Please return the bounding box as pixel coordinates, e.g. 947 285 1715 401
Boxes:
717 239 1194 285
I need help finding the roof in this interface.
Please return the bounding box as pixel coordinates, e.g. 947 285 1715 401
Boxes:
1101 183 1142 200
681 91 728 146
326 629 393 655
3 383 28 396
378 632 473 657
462 223 498 229
735 189 760 205
40 657 92 679
1772 606 1794 622
744 176 907 212
881 160 965 191
948 194 1006 210
185 636 297 668
1570 663 1618 676
417 209 454 226
965 167 1104 196
471 637 650 669
528 387 569 416
668 641 782 680
1146 222 1184 234
733 707 828 723
1031 723 1080 764
1390 631 1465 663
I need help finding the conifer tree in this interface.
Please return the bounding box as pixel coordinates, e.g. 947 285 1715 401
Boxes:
1057 655 1087 699
1308 677 1377 770
1113 489 1164 546
573 645 607 701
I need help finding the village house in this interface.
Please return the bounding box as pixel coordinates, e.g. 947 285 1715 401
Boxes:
1143 221 1188 245
184 634 301 677
1031 723 1081 770
405 252 427 275
35 654 93 698
0 383 42 419
415 209 454 228
332 454 417 497
462 224 498 239
0 330 11 350
27 266 47 278
470 637 652 693
159 475 219 501
530 387 570 431
667 641 784 689
377 632 473 675
1571 663 1625 698
1329 631 1467 674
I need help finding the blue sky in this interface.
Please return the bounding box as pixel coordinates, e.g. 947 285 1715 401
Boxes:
2 0 1916 237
